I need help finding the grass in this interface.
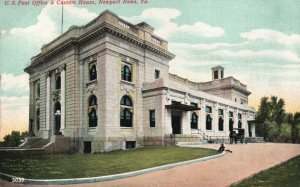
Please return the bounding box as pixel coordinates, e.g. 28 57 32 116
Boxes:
232 156 300 187
0 146 216 179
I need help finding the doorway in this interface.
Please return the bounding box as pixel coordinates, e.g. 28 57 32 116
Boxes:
54 102 61 135
171 110 182 134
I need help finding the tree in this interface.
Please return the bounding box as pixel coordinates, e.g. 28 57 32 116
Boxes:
255 96 285 141
2 131 29 147
279 123 292 142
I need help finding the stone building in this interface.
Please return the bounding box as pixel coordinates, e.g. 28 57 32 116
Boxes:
24 10 256 153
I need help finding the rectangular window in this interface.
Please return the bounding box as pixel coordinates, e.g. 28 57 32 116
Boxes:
221 70 224 79
218 109 224 116
229 111 234 118
155 69 160 79
190 102 198 107
149 110 155 127
214 70 218 79
121 63 132 82
238 113 242 120
206 106 212 113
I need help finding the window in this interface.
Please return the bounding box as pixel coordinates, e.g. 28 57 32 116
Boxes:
121 64 132 82
218 109 224 131
191 112 198 129
36 108 40 130
206 115 212 130
88 95 97 127
55 75 61 90
190 102 198 107
205 106 212 113
89 63 97 81
229 111 234 132
221 70 224 79
120 95 133 127
37 82 40 97
218 109 224 116
218 117 224 131
149 110 155 127
155 69 160 79
229 118 234 132
238 113 242 128
214 70 218 79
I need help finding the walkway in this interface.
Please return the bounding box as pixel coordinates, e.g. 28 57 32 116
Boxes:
1 143 300 187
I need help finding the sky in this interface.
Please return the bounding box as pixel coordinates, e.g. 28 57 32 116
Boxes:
0 0 300 140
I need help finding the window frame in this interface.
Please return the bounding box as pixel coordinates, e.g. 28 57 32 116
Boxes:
149 110 155 127
88 95 98 128
155 69 160 79
121 63 132 82
191 112 198 129
89 63 97 81
120 95 133 128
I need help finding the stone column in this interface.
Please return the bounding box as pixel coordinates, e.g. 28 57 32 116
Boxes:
46 72 51 131
60 65 66 132
251 124 256 137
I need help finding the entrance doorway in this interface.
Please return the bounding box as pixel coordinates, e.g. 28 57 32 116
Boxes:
248 123 252 137
171 110 181 134
54 102 61 135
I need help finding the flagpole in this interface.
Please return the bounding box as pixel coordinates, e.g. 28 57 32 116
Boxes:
61 2 64 34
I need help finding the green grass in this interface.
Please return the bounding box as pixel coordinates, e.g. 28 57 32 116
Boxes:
232 156 300 187
0 146 216 179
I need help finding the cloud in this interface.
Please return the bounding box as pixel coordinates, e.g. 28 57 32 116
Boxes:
170 42 247 51
240 29 300 46
123 8 224 38
1 73 29 93
0 30 6 35
211 49 300 63
5 4 97 45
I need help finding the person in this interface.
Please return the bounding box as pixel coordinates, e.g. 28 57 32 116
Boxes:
229 131 234 144
233 131 238 144
217 143 232 153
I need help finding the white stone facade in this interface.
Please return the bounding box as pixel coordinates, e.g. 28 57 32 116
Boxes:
25 10 256 153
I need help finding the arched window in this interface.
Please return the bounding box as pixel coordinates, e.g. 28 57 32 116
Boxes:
88 95 97 127
36 108 40 131
121 65 132 82
206 115 212 130
229 118 234 132
120 95 132 106
56 75 61 90
89 64 97 81
89 108 97 127
190 112 198 129
218 117 224 131
120 95 133 127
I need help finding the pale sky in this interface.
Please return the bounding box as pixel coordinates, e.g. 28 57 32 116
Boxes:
1 0 300 140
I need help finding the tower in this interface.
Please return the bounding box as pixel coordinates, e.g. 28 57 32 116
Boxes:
211 65 224 81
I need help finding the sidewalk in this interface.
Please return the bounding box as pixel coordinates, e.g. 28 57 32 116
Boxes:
1 143 300 187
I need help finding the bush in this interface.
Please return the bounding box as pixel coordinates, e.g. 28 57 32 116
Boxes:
1 131 29 147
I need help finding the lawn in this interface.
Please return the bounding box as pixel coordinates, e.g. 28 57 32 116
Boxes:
232 156 300 187
0 146 216 179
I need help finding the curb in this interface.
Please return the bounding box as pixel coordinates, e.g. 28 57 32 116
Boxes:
0 149 224 185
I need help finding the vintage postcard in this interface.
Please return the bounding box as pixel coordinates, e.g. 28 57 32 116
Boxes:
0 0 300 186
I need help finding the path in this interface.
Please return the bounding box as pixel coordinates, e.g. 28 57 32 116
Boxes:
1 143 300 187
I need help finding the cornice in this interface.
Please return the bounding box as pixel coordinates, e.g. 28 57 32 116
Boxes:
24 22 175 74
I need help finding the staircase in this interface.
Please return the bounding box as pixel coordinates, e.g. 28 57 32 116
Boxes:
22 139 49 149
